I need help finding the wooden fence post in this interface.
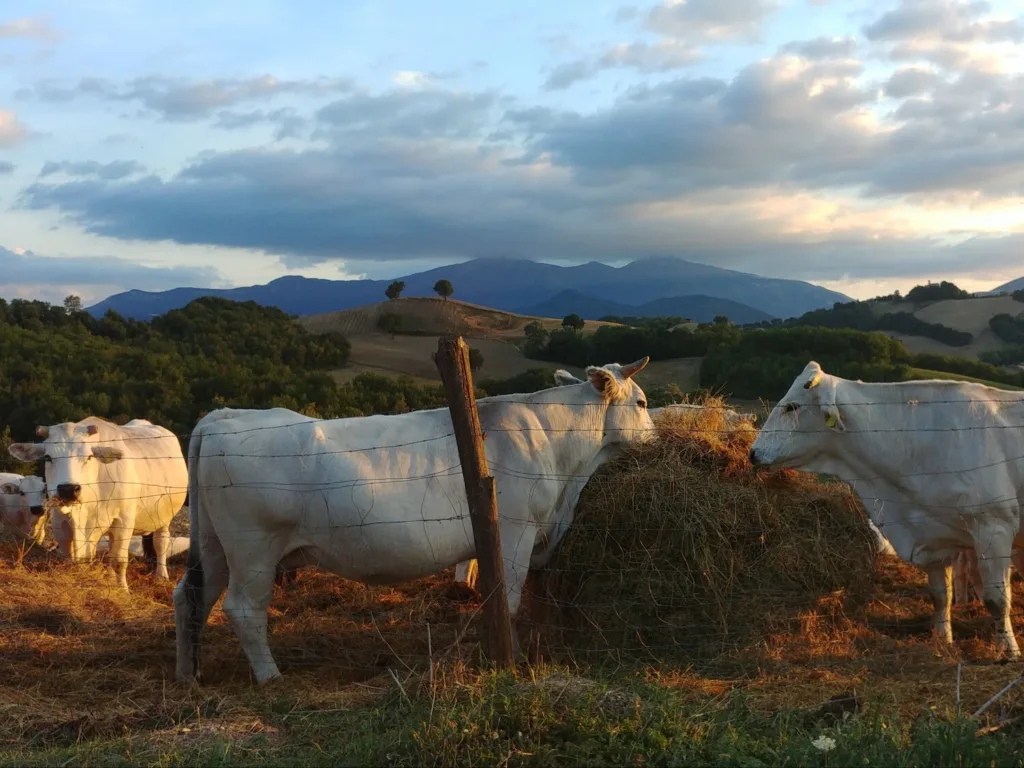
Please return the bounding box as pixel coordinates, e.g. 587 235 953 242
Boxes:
435 335 515 669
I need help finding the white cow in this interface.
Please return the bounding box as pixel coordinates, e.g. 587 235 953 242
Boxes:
749 361 1024 657
9 417 189 590
0 473 49 545
173 357 656 684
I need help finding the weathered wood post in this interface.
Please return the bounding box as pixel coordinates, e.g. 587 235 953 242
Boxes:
435 335 515 668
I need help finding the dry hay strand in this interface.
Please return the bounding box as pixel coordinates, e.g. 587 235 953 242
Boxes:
530 396 879 669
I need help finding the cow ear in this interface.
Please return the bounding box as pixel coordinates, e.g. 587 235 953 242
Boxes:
9 443 45 463
586 366 621 398
823 405 846 432
0 483 19 494
553 369 584 386
91 446 123 464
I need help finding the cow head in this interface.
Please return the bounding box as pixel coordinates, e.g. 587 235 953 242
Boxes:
0 475 49 517
585 357 657 446
749 361 846 468
8 421 124 506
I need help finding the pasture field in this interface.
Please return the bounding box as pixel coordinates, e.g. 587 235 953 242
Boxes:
872 295 1024 360
4 408 1024 765
910 368 1024 390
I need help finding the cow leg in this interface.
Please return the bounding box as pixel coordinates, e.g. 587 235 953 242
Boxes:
953 551 972 605
975 536 1020 659
502 526 540 663
221 563 280 684
106 524 132 591
173 534 229 684
926 562 954 646
141 533 158 573
151 527 171 580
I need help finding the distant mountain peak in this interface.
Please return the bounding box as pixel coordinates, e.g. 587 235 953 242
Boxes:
88 256 851 322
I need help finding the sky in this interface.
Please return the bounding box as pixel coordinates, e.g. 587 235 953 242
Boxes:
1 0 1023 306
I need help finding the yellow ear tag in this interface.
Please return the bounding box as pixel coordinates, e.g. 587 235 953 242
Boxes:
825 413 837 429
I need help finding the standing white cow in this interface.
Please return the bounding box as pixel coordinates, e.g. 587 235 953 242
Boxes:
174 357 656 684
749 361 1024 657
0 473 49 545
9 417 189 590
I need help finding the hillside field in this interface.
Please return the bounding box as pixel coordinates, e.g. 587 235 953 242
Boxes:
870 294 1024 360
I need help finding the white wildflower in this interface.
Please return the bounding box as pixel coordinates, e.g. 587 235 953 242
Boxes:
812 735 837 753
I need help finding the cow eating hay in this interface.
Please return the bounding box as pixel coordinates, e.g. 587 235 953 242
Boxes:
531 397 880 666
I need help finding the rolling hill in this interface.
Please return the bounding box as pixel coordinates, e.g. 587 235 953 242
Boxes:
524 290 774 324
88 256 851 321
299 297 702 394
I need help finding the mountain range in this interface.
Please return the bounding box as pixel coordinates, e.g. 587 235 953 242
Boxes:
88 256 853 321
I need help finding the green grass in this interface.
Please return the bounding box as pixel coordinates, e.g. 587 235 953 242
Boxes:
910 368 1024 390
5 667 1024 767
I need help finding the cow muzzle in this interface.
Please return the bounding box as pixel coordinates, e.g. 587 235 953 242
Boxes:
749 448 760 465
29 505 45 516
56 483 82 503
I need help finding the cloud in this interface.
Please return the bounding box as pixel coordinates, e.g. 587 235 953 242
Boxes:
14 2 1024 287
781 36 858 60
544 41 700 90
547 0 778 90
0 246 220 292
645 0 781 43
0 161 13 174
212 108 308 140
863 0 1024 73
39 160 146 180
0 109 27 147
18 75 355 121
0 16 60 43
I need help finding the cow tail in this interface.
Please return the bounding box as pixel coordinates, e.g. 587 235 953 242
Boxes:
184 425 205 677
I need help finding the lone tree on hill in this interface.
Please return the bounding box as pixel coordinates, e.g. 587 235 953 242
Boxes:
63 295 83 313
385 280 405 301
377 312 402 339
562 313 585 332
433 279 454 302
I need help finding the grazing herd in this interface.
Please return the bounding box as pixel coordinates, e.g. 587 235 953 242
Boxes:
2 358 1022 684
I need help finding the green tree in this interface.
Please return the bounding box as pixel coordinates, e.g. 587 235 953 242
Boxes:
523 320 545 338
433 279 454 302
385 280 405 300
562 313 585 332
377 312 403 339
468 347 484 372
63 295 83 313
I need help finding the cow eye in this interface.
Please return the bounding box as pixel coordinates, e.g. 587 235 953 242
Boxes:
783 403 799 414
637 399 647 409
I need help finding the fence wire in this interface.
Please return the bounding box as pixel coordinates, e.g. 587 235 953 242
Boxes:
2 396 1024 725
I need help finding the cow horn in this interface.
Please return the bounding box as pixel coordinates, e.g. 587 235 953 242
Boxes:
86 424 99 436
35 426 49 439
620 356 650 379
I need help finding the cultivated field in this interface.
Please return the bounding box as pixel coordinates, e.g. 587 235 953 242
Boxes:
872 295 1024 359
3 407 1024 763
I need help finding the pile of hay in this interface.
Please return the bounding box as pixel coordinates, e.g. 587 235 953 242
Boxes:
531 396 878 667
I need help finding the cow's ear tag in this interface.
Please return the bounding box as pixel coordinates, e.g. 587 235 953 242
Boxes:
825 413 837 429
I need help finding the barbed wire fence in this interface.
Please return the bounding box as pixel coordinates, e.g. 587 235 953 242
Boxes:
2 340 1024 729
